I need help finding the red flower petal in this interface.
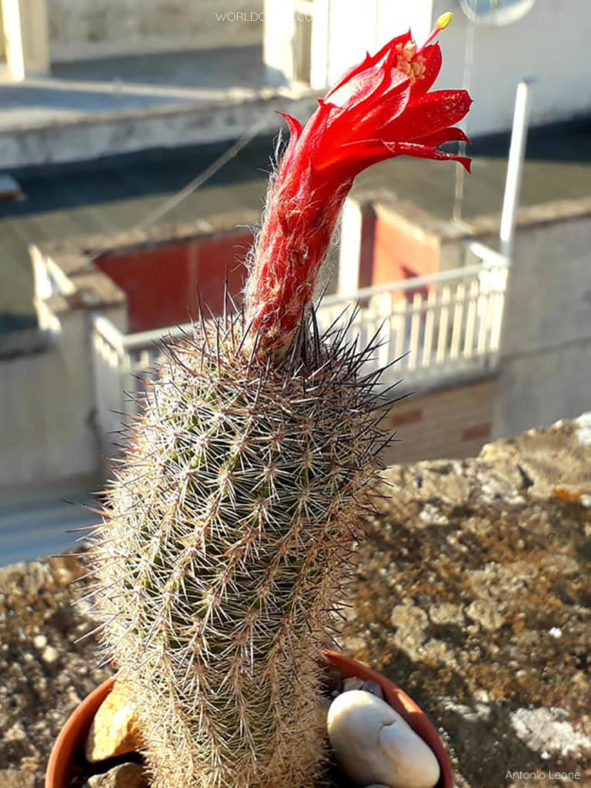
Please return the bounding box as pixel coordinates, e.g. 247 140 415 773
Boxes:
412 43 442 96
414 126 470 146
276 112 303 169
318 80 410 153
325 30 413 101
382 89 472 141
391 141 472 172
277 112 303 144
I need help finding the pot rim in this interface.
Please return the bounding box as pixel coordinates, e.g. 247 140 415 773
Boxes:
46 652 453 788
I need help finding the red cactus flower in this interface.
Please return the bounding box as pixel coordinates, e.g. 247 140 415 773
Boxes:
245 13 472 355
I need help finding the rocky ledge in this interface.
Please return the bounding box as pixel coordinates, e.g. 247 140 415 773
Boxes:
1 415 590 788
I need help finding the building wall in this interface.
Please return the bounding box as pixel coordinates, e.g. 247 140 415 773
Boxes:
279 0 591 136
307 0 432 90
431 0 591 136
0 7 5 60
337 196 472 294
97 231 251 333
381 376 497 466
371 206 439 286
48 0 264 61
0 315 100 491
493 209 591 438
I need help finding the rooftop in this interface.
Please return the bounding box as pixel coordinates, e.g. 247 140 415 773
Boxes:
0 45 276 133
1 118 591 337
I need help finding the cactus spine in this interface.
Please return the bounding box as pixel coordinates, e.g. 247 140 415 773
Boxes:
88 315 388 787
86 20 471 788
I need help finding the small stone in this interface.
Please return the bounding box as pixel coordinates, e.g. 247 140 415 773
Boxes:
85 763 148 787
0 771 35 787
33 634 47 649
390 605 428 631
343 676 365 692
361 680 384 700
422 639 455 667
41 646 59 664
327 690 440 788
85 680 143 763
3 721 26 741
341 636 366 653
429 603 464 626
466 600 504 631
418 504 449 526
473 688 490 703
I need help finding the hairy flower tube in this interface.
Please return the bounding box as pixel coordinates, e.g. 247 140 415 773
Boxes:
245 14 472 354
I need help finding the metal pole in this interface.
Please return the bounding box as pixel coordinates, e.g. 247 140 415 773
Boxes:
499 78 534 259
452 2 476 224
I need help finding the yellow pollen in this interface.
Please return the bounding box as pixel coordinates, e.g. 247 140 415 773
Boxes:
394 41 426 84
436 12 454 30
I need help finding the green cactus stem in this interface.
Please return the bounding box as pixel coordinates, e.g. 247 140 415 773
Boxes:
87 313 390 787
85 18 470 787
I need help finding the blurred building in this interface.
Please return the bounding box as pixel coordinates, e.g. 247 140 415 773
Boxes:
0 0 591 561
0 0 315 168
264 0 591 136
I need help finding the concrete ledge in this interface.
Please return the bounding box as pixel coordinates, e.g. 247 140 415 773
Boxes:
0 326 49 359
1 415 590 786
0 87 319 168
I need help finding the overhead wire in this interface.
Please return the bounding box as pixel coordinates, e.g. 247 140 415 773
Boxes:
453 1 476 225
133 110 274 232
88 109 278 263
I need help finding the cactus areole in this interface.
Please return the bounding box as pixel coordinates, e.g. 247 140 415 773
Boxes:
89 17 471 788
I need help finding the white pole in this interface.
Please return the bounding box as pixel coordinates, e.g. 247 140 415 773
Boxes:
499 79 534 259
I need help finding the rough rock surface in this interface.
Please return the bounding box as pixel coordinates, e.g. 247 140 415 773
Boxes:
340 415 591 788
1 415 590 787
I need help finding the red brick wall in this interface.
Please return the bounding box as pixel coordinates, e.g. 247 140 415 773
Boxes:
365 208 439 287
381 377 498 466
97 231 251 332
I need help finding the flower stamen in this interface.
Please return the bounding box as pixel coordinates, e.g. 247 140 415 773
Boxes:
394 42 426 84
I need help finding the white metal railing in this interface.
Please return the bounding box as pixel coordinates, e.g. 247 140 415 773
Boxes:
92 251 509 452
317 255 509 381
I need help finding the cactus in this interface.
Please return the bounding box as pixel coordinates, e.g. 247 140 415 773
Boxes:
86 17 471 788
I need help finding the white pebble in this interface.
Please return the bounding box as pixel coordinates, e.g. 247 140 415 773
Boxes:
33 635 48 650
362 679 384 699
327 690 440 788
343 677 365 692
42 646 59 664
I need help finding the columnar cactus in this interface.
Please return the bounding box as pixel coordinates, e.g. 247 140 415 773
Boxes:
87 16 471 788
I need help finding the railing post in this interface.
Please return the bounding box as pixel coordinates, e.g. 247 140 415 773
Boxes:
1 0 50 79
500 79 534 259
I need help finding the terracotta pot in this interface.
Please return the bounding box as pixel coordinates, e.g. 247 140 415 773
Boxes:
323 651 453 788
46 677 115 788
47 653 452 788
